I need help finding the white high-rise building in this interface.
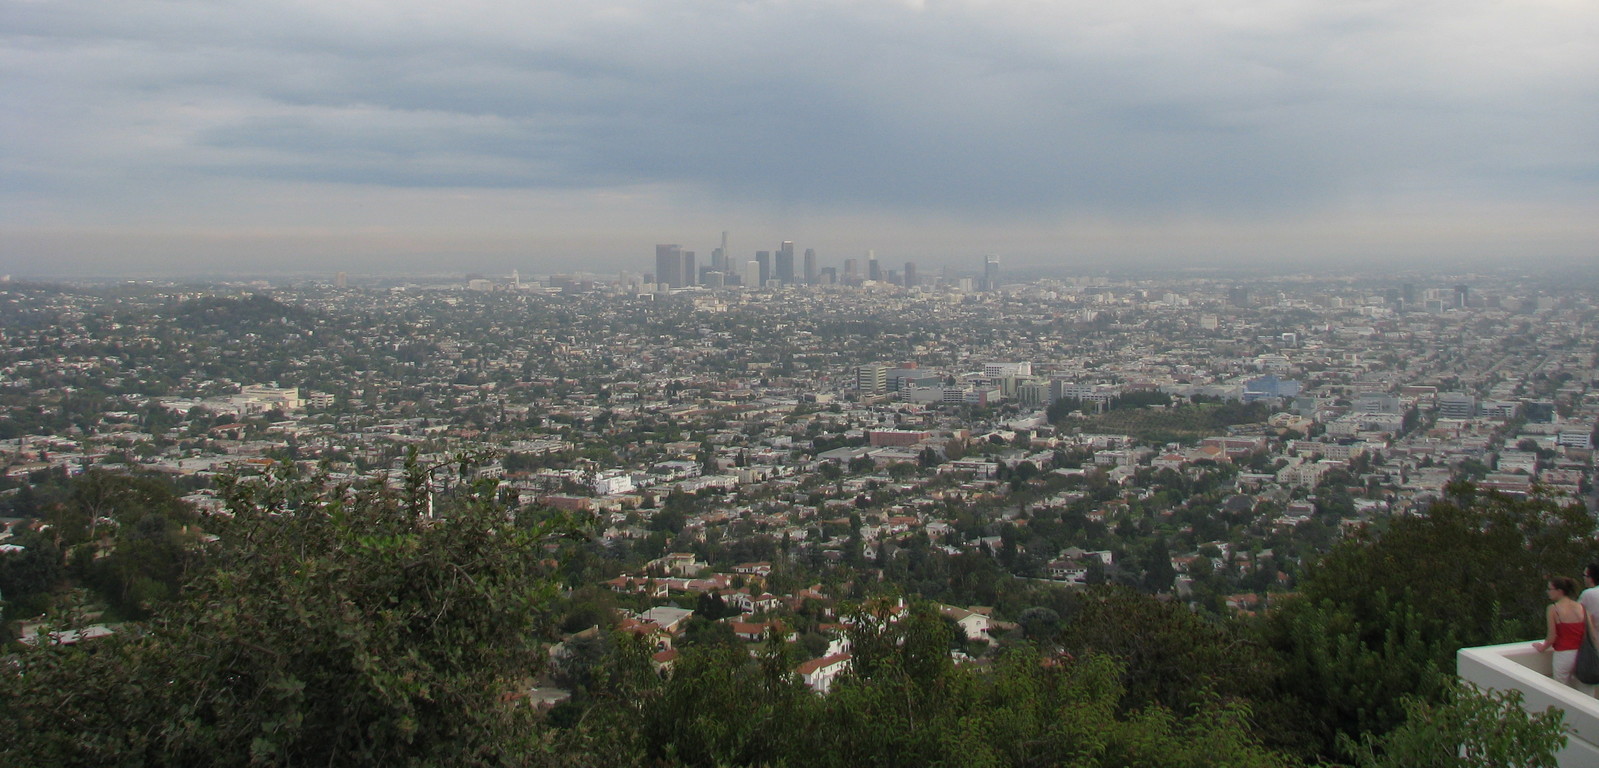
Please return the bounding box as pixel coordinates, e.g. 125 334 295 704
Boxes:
856 364 889 393
984 362 1032 378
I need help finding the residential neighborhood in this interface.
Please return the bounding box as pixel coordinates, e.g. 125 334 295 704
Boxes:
3 269 1597 693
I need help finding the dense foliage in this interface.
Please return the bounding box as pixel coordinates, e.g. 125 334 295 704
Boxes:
0 469 1584 766
551 604 1290 768
1257 483 1593 758
2 458 564 765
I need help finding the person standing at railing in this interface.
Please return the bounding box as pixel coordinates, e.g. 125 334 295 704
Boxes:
1580 564 1599 694
1533 575 1588 689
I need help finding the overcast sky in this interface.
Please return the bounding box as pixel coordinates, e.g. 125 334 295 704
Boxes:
3 0 1596 277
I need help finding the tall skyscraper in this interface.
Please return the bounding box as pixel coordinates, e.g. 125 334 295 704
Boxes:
903 261 917 288
983 255 1000 292
803 248 817 285
655 244 684 289
744 260 759 287
756 251 771 285
844 258 859 281
776 241 796 284
868 255 882 282
682 251 697 287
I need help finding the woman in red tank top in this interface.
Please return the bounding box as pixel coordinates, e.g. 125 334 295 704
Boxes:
1534 576 1588 689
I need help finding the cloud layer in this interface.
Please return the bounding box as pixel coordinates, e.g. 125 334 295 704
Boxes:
3 0 1597 273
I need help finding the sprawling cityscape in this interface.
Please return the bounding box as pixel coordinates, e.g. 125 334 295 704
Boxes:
6 0 1598 761
4 250 1599 763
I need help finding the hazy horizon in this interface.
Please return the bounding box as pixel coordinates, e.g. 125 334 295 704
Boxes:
5 0 1596 277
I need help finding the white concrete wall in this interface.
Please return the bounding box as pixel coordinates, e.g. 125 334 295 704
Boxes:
1458 641 1599 768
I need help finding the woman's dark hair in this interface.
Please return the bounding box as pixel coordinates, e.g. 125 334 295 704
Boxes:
1551 576 1579 597
1586 563 1599 585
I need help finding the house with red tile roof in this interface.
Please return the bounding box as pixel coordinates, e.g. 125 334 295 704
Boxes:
795 653 852 694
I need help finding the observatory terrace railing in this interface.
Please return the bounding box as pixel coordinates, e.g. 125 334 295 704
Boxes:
1458 641 1599 767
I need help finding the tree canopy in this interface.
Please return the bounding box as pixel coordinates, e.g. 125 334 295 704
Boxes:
1 456 568 766
0 475 1581 767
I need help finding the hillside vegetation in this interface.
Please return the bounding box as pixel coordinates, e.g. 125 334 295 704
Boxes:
0 466 1580 767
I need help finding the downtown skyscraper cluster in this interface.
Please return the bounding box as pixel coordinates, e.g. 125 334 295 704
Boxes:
649 234 1001 292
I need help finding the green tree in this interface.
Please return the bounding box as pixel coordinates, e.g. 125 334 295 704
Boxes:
886 462 918 481
0 530 63 619
1343 682 1565 768
1303 487 1592 647
1141 536 1176 593
63 469 196 543
1057 586 1272 718
693 591 735 621
1261 593 1452 760
678 616 742 650
1048 396 1087 423
1258 486 1594 760
634 639 819 767
0 455 570 766
1016 605 1063 645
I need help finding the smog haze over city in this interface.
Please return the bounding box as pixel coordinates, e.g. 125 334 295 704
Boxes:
13 2 1599 763
4 0 1597 278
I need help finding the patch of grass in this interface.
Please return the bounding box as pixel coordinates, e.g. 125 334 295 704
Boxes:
1072 402 1272 445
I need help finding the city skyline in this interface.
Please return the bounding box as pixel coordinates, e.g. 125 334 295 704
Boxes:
4 1 1597 277
644 237 952 290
